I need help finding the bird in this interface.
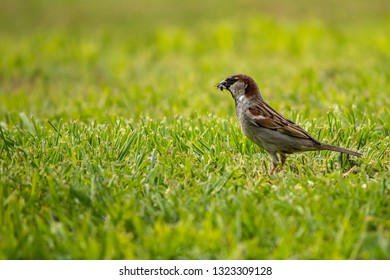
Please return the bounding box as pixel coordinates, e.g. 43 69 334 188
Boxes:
217 74 362 175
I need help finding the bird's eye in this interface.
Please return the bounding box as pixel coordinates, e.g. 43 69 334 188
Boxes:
227 77 237 84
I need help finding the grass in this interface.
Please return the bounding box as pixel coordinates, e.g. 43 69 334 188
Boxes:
0 0 389 259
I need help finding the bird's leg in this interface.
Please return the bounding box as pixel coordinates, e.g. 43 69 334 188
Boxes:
269 163 278 175
269 153 279 175
280 154 287 168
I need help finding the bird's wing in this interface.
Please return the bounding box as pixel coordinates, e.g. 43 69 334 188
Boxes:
246 102 321 144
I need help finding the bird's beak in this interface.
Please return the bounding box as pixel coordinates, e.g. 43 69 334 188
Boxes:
216 80 228 91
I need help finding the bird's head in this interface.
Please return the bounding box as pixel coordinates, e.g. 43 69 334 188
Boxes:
216 74 262 101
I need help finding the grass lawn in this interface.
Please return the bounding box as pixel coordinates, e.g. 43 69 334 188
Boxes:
0 0 389 259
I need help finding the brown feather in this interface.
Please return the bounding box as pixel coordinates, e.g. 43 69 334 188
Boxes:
248 103 320 144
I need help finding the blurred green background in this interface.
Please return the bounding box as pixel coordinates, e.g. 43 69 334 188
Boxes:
1 0 389 121
1 0 390 33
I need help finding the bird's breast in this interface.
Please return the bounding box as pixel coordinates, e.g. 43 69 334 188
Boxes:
234 98 269 150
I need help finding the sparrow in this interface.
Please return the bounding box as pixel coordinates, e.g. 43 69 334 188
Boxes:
217 74 362 175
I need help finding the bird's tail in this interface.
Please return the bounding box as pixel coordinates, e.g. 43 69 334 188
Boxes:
321 143 362 157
